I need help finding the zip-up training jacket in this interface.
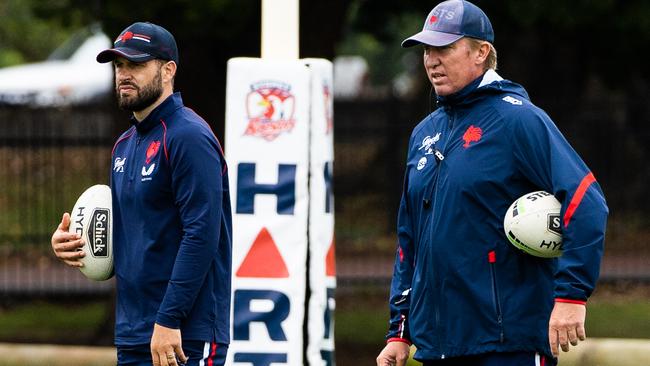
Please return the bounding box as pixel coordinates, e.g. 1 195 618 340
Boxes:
111 92 232 346
386 70 608 361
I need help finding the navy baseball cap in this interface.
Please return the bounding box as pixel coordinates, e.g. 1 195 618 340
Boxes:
402 0 494 47
97 22 179 64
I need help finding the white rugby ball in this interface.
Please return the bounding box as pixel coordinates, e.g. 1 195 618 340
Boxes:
503 191 563 258
68 184 113 281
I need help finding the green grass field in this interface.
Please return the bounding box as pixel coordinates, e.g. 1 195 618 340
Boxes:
337 299 650 363
0 284 648 365
0 301 109 344
334 284 650 365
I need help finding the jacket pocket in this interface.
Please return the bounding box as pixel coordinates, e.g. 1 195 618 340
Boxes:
488 250 504 343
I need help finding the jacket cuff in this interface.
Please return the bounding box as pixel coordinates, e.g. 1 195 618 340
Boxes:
156 312 182 329
555 298 587 305
386 337 412 346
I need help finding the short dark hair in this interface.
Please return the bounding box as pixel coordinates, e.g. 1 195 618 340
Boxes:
156 59 176 88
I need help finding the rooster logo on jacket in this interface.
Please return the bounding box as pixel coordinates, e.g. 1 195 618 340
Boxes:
462 125 483 148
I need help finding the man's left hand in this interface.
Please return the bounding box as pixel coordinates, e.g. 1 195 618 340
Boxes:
151 323 188 366
548 301 587 358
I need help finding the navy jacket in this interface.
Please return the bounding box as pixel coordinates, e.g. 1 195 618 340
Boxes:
386 71 608 360
111 93 232 346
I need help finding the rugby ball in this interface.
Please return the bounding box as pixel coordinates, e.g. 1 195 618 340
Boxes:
503 191 563 258
68 184 113 281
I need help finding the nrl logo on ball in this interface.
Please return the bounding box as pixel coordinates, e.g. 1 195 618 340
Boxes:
503 191 563 258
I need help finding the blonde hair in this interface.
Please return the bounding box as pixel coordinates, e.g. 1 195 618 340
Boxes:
467 38 497 71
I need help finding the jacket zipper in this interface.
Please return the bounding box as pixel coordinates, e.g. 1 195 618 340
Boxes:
488 250 505 343
429 110 456 359
128 134 142 186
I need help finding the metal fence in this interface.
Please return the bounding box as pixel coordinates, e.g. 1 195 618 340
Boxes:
0 103 117 296
1 97 648 297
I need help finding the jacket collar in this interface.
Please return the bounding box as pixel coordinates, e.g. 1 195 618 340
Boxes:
131 92 184 133
436 70 503 109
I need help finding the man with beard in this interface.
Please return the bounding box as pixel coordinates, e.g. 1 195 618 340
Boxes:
50 22 231 366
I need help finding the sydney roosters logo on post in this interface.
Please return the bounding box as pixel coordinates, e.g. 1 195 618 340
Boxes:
245 81 296 141
462 125 483 148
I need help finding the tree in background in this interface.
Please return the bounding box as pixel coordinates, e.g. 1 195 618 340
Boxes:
99 0 349 139
2 0 649 211
1 0 349 135
0 0 93 67
344 0 650 212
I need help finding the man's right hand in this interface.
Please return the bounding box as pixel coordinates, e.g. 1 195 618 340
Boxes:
51 212 85 267
376 341 410 366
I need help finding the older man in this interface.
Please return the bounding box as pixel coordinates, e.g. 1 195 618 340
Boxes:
376 1 608 365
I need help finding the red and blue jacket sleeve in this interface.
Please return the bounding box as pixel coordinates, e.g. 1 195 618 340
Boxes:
511 107 608 303
155 123 226 328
